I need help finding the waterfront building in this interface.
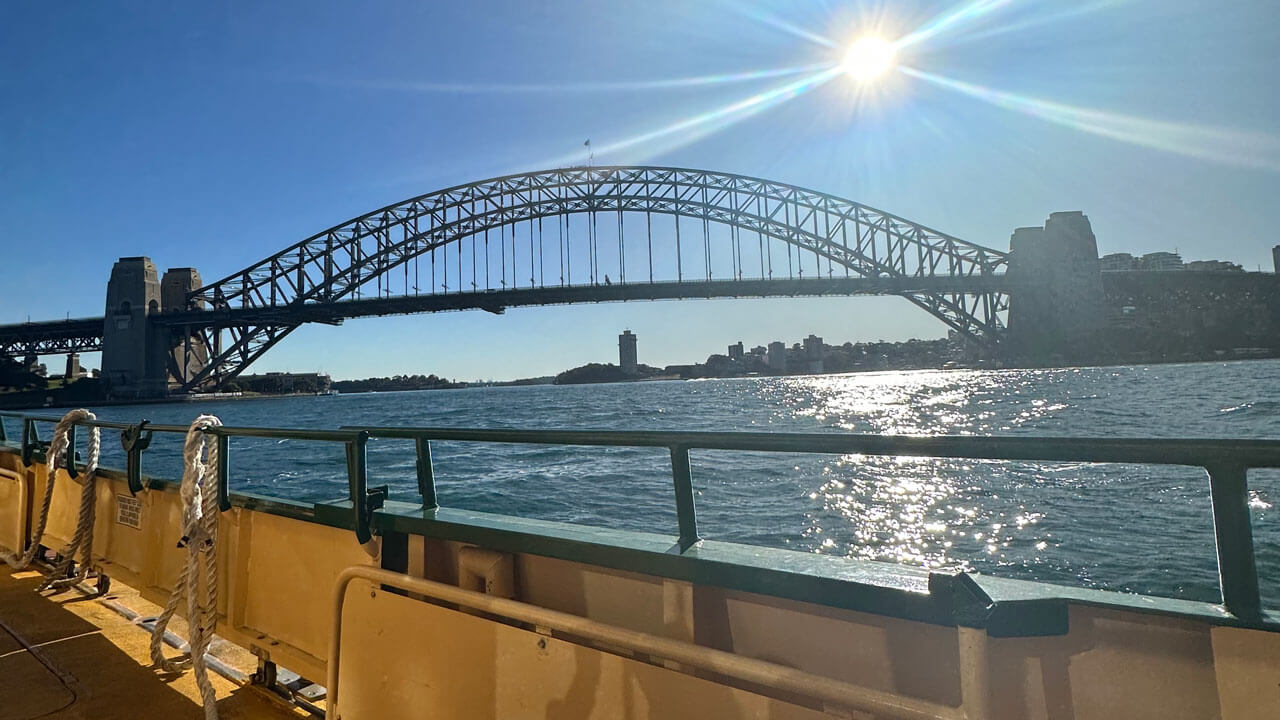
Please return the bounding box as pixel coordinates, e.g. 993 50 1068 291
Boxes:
618 330 638 375
1099 252 1138 272
1185 260 1244 272
767 341 787 371
236 372 332 394
728 342 744 361
804 334 825 373
1139 251 1184 271
64 353 84 380
1273 245 1279 273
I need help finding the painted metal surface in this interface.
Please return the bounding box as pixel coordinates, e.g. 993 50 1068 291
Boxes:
329 566 968 719
2 412 1280 718
2 411 1278 630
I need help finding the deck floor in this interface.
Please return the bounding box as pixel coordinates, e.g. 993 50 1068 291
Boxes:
0 565 305 719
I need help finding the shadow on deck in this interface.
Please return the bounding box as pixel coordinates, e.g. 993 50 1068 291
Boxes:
0 566 303 719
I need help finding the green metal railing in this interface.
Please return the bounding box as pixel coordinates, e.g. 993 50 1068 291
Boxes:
1 411 1277 622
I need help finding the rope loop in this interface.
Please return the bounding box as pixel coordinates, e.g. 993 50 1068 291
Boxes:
151 414 223 720
38 410 102 590
2 409 99 572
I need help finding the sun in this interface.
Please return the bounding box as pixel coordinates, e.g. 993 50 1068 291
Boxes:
842 36 897 84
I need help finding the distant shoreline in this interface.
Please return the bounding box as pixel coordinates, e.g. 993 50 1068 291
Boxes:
4 353 1277 411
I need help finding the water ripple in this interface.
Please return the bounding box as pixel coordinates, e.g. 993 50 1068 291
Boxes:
48 359 1280 607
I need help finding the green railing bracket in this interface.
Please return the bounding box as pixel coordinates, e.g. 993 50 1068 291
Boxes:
21 418 44 466
929 570 1070 637
930 570 993 628
65 423 78 479
120 420 153 496
344 430 386 544
415 437 438 510
1205 462 1261 622
216 434 231 511
668 445 701 551
63 424 85 480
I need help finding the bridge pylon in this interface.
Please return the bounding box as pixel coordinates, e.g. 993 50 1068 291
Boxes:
1005 212 1106 362
101 259 210 399
101 257 169 399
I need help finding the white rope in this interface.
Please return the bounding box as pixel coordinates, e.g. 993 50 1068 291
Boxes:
151 414 223 720
2 409 99 572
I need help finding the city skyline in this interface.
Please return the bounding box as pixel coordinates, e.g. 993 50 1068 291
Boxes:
3 1 1278 381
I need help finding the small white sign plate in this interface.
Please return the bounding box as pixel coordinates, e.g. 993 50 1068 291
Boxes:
116 494 142 529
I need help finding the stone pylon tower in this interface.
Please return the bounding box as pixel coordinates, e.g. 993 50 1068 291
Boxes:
618 330 638 375
1006 212 1106 361
101 257 169 398
160 267 208 386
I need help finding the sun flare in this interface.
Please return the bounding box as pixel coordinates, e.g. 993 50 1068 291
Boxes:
842 36 897 83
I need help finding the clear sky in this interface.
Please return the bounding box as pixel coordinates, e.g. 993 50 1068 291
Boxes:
3 1 1278 381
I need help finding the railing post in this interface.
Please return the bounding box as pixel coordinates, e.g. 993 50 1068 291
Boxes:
669 445 700 551
415 437 438 509
21 418 39 465
216 434 231 511
345 431 385 545
65 423 77 479
1206 463 1261 621
120 421 153 495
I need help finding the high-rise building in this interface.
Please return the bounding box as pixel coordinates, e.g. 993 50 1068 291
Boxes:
803 335 825 373
618 330 638 375
1273 245 1280 274
767 341 787 371
727 342 744 361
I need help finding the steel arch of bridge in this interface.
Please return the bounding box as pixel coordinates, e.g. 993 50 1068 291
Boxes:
182 166 1009 391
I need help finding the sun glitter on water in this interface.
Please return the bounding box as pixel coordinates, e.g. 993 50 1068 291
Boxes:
842 36 897 84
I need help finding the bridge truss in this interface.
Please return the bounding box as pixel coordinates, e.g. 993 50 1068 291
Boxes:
180 166 1009 391
0 318 104 359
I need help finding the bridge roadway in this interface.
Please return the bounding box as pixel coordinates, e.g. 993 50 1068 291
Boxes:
0 275 1012 354
0 316 105 357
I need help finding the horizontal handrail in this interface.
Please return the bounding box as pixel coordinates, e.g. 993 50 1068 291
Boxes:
0 412 379 543
0 409 1274 621
5 411 1279 467
348 425 1280 467
0 412 365 442
328 565 968 720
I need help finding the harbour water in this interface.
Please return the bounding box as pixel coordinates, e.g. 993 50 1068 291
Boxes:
44 360 1280 607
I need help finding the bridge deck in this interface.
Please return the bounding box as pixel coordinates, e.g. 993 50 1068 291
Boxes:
0 565 302 719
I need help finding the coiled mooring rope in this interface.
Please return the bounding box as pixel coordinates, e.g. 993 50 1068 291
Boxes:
38 413 104 591
151 414 223 720
1 409 99 573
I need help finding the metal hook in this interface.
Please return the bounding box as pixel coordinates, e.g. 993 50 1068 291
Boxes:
120 420 153 495
66 423 77 479
21 418 41 466
344 431 385 544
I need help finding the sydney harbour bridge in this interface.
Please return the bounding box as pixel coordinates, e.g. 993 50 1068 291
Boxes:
0 166 1101 398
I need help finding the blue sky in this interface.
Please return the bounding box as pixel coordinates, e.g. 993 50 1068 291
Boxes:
2 1 1278 381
